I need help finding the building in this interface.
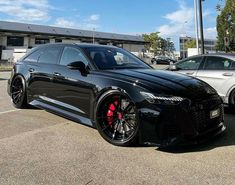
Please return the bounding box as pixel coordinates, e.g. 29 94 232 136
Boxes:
179 36 217 58
0 21 146 62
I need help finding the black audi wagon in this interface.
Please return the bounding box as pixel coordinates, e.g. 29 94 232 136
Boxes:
7 43 225 147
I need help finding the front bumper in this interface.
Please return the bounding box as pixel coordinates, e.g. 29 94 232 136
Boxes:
138 95 226 147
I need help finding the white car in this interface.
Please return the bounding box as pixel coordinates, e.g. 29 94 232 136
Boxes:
169 53 235 107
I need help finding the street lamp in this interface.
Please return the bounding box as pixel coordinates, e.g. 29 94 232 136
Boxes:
92 28 95 44
199 0 205 54
194 0 199 54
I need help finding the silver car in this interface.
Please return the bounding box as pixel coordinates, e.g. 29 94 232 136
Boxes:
169 53 235 107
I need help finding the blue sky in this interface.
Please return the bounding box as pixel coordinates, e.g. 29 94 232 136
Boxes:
0 0 221 50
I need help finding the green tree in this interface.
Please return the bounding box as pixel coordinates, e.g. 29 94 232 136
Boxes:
142 33 175 56
216 0 235 52
142 32 162 55
184 40 196 49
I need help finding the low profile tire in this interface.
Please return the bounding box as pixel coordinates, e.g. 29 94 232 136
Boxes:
96 92 139 146
11 75 28 109
229 89 235 108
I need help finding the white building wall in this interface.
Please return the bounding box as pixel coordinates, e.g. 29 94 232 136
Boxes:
123 44 144 52
50 39 55 43
23 37 29 48
2 36 7 46
62 39 81 44
29 37 35 47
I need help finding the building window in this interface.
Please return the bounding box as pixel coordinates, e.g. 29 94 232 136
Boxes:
35 38 50 45
55 39 62 43
7 36 24 46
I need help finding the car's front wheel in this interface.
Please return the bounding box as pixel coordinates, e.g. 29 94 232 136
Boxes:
11 75 28 108
96 92 139 146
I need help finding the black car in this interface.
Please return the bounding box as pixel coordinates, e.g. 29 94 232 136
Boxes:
151 56 176 65
7 44 225 147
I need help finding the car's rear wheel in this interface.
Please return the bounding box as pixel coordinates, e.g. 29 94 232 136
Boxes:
229 89 235 108
11 75 28 108
96 92 139 146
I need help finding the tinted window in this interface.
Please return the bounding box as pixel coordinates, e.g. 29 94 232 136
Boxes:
38 46 61 64
24 49 42 62
60 47 89 66
177 57 202 70
35 38 50 45
83 47 150 70
7 36 24 46
203 56 233 70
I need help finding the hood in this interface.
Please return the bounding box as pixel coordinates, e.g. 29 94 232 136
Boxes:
94 69 217 100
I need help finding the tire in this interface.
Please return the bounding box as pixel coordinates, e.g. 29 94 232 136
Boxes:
229 89 235 108
151 58 156 65
96 91 139 146
11 75 28 109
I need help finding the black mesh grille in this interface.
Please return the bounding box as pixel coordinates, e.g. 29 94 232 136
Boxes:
191 95 223 133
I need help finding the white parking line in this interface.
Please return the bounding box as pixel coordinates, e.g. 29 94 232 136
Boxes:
0 109 20 115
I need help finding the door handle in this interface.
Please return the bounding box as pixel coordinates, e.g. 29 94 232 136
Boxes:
186 72 194 75
28 68 35 72
222 72 233 76
53 72 61 76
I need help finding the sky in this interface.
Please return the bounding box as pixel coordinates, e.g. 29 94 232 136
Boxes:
0 0 221 51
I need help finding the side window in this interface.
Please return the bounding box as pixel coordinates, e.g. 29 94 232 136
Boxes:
24 49 42 62
176 57 202 70
203 57 232 70
60 47 89 66
231 61 235 70
38 46 61 64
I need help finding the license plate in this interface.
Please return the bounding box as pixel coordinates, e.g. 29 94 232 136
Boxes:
210 108 220 119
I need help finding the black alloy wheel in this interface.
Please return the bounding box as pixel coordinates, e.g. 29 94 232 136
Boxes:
11 75 27 108
96 93 139 146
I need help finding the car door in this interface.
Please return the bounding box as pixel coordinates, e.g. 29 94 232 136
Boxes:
27 45 63 103
195 56 235 98
175 56 203 77
51 46 96 120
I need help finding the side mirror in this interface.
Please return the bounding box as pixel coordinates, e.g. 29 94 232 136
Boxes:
169 64 177 71
67 61 88 74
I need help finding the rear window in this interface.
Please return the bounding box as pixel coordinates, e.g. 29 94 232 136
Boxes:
24 49 42 62
38 46 62 64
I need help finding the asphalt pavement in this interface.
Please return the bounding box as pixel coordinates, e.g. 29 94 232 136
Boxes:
0 71 234 185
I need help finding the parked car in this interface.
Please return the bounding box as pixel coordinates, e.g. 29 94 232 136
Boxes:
7 44 225 147
151 56 177 65
168 53 235 107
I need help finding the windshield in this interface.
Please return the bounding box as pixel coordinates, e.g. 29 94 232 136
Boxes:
82 46 151 70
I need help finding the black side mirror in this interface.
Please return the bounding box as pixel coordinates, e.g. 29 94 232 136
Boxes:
67 61 88 74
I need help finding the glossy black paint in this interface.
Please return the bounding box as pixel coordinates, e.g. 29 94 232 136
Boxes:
7 44 226 147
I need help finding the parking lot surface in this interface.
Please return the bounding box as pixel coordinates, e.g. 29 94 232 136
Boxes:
0 71 234 185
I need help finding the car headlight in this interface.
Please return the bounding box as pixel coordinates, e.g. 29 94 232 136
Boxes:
140 91 185 105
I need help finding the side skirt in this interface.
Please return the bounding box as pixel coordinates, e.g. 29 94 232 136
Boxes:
29 100 97 129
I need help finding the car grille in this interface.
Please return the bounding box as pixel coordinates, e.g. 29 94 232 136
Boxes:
191 96 224 133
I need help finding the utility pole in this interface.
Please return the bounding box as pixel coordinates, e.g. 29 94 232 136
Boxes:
194 0 199 54
199 0 205 54
92 28 95 44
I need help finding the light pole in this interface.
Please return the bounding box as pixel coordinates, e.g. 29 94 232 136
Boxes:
194 0 199 54
92 28 95 44
199 0 205 54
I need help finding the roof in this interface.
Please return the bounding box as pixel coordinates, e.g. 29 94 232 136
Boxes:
180 53 235 61
0 21 145 43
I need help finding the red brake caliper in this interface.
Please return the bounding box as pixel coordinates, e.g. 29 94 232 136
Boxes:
107 100 118 125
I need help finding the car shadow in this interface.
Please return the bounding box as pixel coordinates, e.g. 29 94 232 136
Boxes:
0 78 8 81
157 107 235 153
